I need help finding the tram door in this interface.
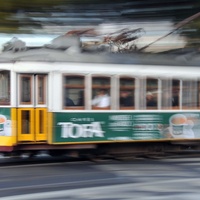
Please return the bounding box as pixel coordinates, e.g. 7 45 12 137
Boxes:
17 74 48 142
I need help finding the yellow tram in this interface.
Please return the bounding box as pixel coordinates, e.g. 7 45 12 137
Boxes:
1 45 200 157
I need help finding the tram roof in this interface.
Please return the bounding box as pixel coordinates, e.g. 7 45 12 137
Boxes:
0 47 200 67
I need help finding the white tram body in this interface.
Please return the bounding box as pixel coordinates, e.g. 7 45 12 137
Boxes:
0 47 200 157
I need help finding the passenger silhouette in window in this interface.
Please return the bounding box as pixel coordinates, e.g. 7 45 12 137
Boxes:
172 95 179 107
146 92 157 107
92 89 110 108
77 90 84 106
120 91 133 107
65 97 75 106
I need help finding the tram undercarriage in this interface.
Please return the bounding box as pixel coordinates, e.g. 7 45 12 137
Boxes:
1 141 200 159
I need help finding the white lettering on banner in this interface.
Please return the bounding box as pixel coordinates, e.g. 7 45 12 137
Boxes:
109 115 132 121
58 122 105 138
109 121 132 127
133 123 161 131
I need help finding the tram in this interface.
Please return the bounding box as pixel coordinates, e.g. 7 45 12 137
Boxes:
1 43 200 157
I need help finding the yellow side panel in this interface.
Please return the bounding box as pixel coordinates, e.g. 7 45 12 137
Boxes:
47 112 53 144
17 108 35 141
35 108 47 141
0 137 15 146
11 108 17 145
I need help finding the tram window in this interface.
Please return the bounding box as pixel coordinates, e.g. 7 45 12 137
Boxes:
20 75 32 104
161 79 180 109
92 77 110 109
0 70 10 105
21 110 30 134
63 76 85 109
182 80 198 109
146 78 158 109
119 77 134 109
172 80 180 108
37 75 47 105
161 79 172 109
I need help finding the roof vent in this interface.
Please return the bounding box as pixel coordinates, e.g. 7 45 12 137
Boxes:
3 37 26 52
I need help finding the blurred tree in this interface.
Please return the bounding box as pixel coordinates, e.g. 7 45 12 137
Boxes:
180 17 200 47
0 0 199 50
0 0 66 33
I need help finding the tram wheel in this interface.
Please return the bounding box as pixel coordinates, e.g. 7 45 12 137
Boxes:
48 150 66 157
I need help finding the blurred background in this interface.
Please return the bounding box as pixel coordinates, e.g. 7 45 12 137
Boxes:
0 0 200 53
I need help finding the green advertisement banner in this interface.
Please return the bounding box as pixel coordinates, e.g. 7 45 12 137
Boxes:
52 112 200 143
